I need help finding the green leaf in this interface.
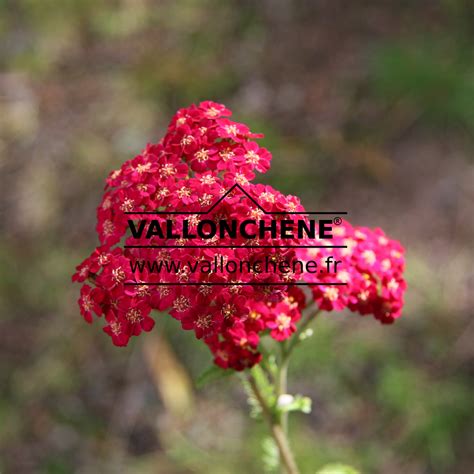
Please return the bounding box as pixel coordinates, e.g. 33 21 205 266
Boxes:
251 365 276 407
261 436 279 472
316 464 360 474
277 394 312 414
195 365 233 388
262 353 278 380
239 376 262 419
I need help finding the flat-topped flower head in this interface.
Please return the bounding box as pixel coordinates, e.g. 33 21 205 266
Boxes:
297 222 406 323
73 101 302 368
73 101 406 371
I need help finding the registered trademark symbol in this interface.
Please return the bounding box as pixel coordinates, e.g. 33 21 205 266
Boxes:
333 217 342 225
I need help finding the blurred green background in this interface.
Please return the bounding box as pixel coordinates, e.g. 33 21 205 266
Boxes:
0 1 473 473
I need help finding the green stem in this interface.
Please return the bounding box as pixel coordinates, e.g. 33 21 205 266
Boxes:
277 345 290 473
247 374 300 474
245 306 321 473
276 306 320 471
286 306 321 357
278 342 290 433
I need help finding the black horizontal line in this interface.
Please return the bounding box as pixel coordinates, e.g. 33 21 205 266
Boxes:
124 211 348 215
124 282 347 286
124 245 347 249
259 211 347 215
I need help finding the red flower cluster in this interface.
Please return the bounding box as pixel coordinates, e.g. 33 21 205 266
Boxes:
208 287 306 370
298 223 406 323
73 101 307 369
73 101 406 370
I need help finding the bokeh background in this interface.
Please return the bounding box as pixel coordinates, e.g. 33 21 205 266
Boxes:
1 1 473 473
